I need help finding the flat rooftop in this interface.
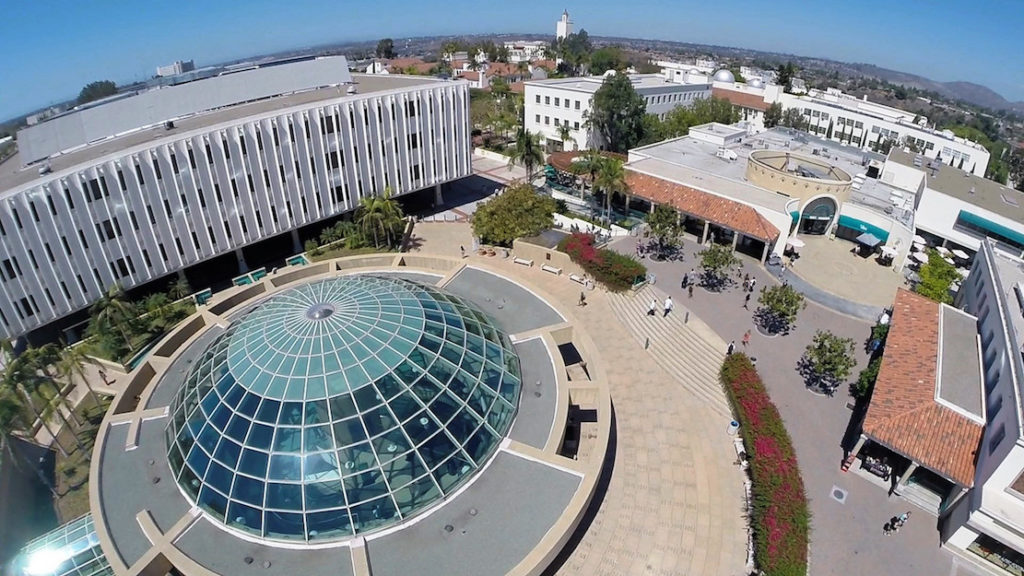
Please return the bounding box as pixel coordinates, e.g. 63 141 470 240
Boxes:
938 306 984 419
889 148 1024 224
0 74 451 195
525 73 708 94
628 127 892 215
991 248 1024 361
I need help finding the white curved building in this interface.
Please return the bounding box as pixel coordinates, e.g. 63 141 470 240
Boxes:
0 56 471 341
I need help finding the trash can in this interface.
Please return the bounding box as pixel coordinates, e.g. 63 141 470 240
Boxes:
727 420 740 435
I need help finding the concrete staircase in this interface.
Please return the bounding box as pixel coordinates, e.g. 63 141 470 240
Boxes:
606 286 733 419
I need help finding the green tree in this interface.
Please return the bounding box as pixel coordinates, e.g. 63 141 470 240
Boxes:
698 244 741 290
90 284 138 353
780 108 808 131
356 187 405 249
645 204 682 253
490 76 510 99
800 330 857 394
168 277 192 301
471 182 556 246
556 124 574 151
593 157 629 221
764 102 783 129
776 61 798 93
853 357 882 399
376 38 396 59
77 80 116 105
57 344 102 410
589 46 625 75
507 129 544 181
756 284 807 335
687 96 741 125
586 73 646 153
914 248 961 304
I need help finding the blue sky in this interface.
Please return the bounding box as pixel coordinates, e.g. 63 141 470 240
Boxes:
1 0 1021 120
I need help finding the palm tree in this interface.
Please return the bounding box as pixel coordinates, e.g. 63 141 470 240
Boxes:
375 188 406 247
569 150 604 201
0 388 57 498
557 124 574 151
168 277 191 301
91 284 138 353
507 129 544 183
594 157 629 222
2 354 70 457
58 343 102 412
356 196 392 250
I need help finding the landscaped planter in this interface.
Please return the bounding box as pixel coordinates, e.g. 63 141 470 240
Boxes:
721 354 810 576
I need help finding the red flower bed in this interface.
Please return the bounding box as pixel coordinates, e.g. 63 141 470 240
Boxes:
721 354 809 576
558 233 646 292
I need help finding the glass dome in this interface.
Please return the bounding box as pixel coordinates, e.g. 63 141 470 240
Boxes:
165 276 521 542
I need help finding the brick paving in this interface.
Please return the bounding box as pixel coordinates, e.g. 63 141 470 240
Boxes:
611 233 988 576
410 223 749 576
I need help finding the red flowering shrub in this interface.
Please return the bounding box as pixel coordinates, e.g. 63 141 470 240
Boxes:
721 354 809 576
558 233 646 292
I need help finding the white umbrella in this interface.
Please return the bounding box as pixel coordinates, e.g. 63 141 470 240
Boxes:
911 252 929 263
912 242 925 252
880 246 898 257
942 255 955 265
786 237 806 248
936 246 951 256
958 268 971 278
913 234 927 244
951 249 970 260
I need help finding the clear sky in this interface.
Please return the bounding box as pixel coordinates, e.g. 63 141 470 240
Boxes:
1 0 1021 120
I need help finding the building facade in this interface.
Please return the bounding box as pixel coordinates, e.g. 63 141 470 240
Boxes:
156 60 195 77
556 10 572 40
524 73 711 151
0 63 471 341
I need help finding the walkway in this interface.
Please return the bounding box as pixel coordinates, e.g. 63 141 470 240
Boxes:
410 223 749 576
610 234 987 576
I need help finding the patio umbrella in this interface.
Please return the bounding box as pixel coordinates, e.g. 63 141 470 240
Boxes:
786 237 806 248
935 246 951 256
957 268 971 278
942 255 955 265
913 234 927 244
880 246 898 258
911 242 925 252
855 232 882 247
951 249 970 260
911 252 929 263
905 270 921 283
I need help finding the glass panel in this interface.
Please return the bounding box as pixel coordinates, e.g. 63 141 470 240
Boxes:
268 454 302 481
266 482 303 510
305 509 354 539
264 511 306 540
351 496 397 533
198 486 229 519
238 448 269 477
231 475 266 507
227 501 263 534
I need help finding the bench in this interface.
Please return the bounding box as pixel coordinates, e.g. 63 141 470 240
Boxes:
569 274 586 284
541 264 562 275
513 257 534 267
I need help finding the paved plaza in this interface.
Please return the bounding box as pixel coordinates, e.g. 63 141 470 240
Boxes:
789 234 905 310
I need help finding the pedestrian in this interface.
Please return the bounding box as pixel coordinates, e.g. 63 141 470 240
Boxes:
688 284 694 298
460 245 466 259
647 298 657 316
663 296 674 317
748 277 757 293
726 340 736 355
742 330 751 347
896 511 911 529
578 291 587 307
681 274 689 288
743 293 751 309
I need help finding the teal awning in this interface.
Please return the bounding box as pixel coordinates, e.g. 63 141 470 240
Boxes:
790 211 800 224
837 215 890 242
958 211 1024 248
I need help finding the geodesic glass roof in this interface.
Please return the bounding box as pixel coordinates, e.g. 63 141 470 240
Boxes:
8 514 112 576
165 276 521 542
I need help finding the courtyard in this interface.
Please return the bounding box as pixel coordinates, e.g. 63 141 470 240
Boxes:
788 234 905 310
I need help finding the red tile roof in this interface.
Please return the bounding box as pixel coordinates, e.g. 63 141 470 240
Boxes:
626 170 779 242
387 57 434 75
462 71 480 81
712 87 770 112
862 289 983 487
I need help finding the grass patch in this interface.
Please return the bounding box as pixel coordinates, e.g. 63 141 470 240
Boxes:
54 395 110 522
309 245 391 262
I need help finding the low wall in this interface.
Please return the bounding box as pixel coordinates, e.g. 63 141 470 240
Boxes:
512 239 586 277
552 213 630 237
474 148 512 163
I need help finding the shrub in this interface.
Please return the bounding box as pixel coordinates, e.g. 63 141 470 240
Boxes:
721 354 809 576
558 232 646 291
853 356 882 399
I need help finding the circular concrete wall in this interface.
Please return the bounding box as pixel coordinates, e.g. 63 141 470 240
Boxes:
746 150 853 208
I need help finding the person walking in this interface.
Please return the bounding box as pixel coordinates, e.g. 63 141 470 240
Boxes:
647 298 657 316
748 277 757 293
578 291 587 307
681 273 689 288
743 293 751 309
896 511 911 530
663 296 674 317
460 245 466 259
726 340 736 355
742 330 751 347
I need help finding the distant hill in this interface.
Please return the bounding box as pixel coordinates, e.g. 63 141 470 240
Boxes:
845 63 1024 113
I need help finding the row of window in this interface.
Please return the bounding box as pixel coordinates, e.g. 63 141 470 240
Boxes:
534 115 580 131
644 91 700 106
536 94 583 110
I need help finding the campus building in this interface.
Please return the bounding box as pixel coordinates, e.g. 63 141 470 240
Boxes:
0 56 472 342
524 72 711 152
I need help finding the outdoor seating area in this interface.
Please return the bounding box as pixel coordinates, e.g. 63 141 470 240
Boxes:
786 234 903 308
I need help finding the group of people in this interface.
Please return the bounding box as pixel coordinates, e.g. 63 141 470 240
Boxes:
883 511 912 536
647 296 674 317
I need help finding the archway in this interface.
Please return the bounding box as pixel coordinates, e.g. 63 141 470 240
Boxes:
799 197 838 235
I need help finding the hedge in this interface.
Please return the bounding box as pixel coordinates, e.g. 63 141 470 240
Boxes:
558 232 646 292
721 354 809 576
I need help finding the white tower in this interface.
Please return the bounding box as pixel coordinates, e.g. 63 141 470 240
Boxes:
556 10 572 40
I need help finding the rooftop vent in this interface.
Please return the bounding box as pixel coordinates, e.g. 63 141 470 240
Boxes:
37 163 51 176
346 85 357 95
913 155 923 167
164 121 175 130
1001 192 1018 206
